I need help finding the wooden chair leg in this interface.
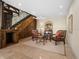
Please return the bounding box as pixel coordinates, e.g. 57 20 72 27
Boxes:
32 37 35 41
43 38 46 45
49 36 52 42
63 40 65 44
55 41 57 45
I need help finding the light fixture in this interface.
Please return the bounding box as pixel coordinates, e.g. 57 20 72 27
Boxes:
59 5 63 9
18 3 22 6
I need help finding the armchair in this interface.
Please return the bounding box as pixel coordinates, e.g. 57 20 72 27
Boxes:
53 30 66 45
32 29 44 44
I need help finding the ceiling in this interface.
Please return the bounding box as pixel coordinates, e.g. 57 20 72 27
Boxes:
2 0 72 18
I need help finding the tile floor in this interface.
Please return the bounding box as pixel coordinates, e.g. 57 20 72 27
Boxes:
22 37 65 55
0 37 67 59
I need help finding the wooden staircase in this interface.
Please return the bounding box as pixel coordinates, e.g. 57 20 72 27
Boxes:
0 1 37 48
11 15 37 39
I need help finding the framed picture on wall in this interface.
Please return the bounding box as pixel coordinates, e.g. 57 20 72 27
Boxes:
68 14 73 33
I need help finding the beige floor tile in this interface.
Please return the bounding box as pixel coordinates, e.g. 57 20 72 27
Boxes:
0 37 67 59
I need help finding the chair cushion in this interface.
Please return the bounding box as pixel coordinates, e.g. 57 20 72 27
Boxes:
56 31 62 39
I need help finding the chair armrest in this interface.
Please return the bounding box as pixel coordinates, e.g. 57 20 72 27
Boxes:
61 37 64 38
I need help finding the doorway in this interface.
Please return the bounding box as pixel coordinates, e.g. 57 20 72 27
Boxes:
6 32 13 44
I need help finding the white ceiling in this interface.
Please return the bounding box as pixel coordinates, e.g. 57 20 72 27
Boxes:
3 0 72 18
